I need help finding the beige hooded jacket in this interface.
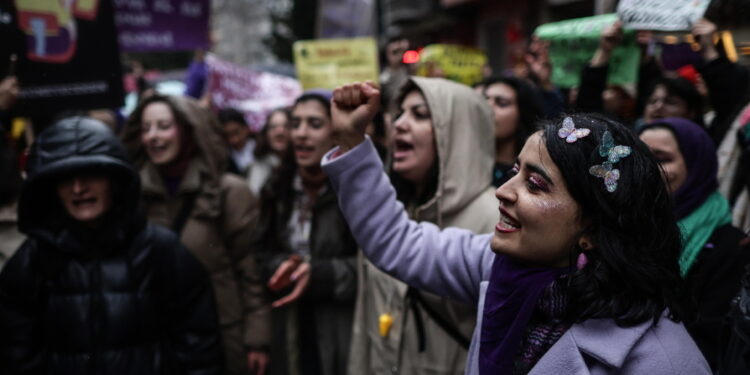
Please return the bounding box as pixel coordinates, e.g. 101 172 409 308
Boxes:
348 77 497 375
123 96 270 375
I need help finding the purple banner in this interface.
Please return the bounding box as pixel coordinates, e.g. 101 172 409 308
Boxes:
206 55 302 132
115 0 210 52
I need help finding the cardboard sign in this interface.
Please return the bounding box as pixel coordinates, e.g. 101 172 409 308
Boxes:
4 0 124 115
115 0 210 52
535 14 641 89
414 44 487 86
617 0 710 31
293 37 379 90
206 55 302 132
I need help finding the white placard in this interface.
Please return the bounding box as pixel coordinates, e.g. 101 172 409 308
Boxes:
617 0 711 31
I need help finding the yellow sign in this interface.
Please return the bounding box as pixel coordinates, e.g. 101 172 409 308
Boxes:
415 44 487 86
293 37 379 90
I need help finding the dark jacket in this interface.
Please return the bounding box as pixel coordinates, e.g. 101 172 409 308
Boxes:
719 265 750 375
0 117 223 375
686 224 750 370
254 164 358 375
700 57 750 145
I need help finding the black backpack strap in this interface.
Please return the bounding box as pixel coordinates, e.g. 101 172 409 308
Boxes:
171 193 197 235
407 288 427 352
407 287 471 350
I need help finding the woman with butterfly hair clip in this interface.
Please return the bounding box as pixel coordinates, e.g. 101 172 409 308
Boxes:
324 81 710 374
638 117 750 371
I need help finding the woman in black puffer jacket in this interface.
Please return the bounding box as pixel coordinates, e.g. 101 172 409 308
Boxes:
0 117 223 375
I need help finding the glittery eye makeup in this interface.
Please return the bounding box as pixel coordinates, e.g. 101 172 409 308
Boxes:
527 175 550 192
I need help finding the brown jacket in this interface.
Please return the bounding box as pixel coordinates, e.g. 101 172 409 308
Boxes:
124 96 271 375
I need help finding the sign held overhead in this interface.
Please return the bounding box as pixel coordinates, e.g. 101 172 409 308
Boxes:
617 0 711 31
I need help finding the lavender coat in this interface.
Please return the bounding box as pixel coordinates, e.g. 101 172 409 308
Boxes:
321 138 711 375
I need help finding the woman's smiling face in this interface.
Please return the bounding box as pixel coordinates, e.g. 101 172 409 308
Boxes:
492 131 585 267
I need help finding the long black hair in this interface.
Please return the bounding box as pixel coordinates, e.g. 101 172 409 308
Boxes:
542 113 688 325
482 76 543 157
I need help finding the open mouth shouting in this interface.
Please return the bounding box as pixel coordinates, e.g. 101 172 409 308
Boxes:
294 143 316 160
393 138 415 162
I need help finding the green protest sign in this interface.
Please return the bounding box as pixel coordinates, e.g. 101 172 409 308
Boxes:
534 14 641 89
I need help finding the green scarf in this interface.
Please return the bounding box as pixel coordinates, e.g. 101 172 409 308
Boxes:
677 191 732 277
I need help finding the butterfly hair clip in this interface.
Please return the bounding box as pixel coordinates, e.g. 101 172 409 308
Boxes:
598 131 632 163
589 162 621 193
557 117 591 143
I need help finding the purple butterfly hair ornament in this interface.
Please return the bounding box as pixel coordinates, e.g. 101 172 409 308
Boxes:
558 117 591 143
589 162 621 193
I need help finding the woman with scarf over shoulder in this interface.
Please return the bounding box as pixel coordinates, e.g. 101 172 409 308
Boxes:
123 95 271 375
253 91 358 375
323 82 710 374
638 117 750 370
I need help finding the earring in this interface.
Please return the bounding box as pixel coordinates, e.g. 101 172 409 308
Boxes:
576 252 589 270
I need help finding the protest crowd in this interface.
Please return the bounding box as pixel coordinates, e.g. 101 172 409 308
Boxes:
3 1 750 375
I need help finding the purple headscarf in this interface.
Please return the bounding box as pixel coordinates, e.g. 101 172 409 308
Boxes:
640 117 718 219
479 254 566 374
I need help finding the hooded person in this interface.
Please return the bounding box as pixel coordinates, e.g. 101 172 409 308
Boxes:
0 117 223 374
639 117 750 369
122 95 271 375
347 77 497 375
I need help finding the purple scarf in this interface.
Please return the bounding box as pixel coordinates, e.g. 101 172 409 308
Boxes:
640 117 718 219
479 254 567 374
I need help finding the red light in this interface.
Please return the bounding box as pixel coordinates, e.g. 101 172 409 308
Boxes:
402 50 420 64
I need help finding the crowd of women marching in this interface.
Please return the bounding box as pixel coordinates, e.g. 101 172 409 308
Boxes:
2 16 750 375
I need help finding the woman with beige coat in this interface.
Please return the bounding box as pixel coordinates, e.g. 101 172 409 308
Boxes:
347 77 497 375
124 95 271 375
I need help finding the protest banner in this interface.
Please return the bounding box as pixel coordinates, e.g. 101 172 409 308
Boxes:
115 0 210 52
293 37 379 90
617 0 710 31
206 55 302 132
414 44 487 86
3 0 124 115
534 14 641 89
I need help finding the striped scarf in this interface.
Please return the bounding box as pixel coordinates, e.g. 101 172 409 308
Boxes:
514 280 571 374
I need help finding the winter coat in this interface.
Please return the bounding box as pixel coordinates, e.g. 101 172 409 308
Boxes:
246 153 280 196
323 138 711 375
700 57 750 145
684 224 750 369
0 117 222 375
348 77 497 375
123 96 270 375
719 265 750 375
253 168 358 375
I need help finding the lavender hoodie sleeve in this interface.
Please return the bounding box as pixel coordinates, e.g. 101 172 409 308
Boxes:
321 138 495 304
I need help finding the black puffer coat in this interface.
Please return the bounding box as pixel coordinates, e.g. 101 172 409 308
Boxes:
0 117 223 375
